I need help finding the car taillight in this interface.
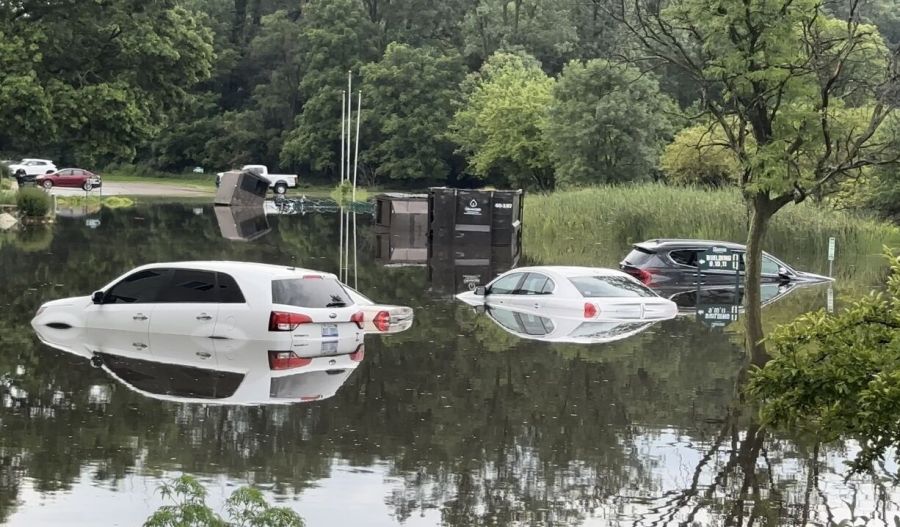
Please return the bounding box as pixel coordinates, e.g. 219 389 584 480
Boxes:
584 302 599 318
373 311 390 332
350 344 365 362
269 311 312 331
625 267 655 285
267 350 312 370
350 311 364 329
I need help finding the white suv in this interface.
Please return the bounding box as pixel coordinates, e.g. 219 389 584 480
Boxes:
31 261 366 355
8 158 57 184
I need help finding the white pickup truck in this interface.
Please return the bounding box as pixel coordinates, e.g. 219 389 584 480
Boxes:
216 164 298 195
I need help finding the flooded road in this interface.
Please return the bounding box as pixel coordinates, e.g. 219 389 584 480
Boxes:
0 201 895 526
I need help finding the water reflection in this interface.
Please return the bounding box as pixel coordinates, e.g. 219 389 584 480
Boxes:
479 304 662 343
0 201 894 526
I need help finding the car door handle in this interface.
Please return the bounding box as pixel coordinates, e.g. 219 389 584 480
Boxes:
195 351 212 358
196 314 213 321
132 342 148 349
133 314 148 321
533 303 540 309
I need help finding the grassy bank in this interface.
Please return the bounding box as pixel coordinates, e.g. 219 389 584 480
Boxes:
525 185 898 281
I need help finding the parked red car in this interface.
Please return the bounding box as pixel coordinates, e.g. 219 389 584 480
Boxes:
35 168 102 191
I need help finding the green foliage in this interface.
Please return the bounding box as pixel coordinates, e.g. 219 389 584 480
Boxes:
16 188 50 218
144 475 303 527
280 0 378 174
660 124 742 187
0 190 15 206
0 1 215 166
449 52 555 189
748 250 900 472
361 43 465 183
546 60 678 186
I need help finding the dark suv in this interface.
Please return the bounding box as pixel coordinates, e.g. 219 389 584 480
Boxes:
619 239 831 287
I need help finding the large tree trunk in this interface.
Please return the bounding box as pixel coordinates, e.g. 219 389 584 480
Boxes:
744 194 772 365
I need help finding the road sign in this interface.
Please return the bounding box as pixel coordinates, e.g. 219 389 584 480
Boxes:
696 305 740 327
698 246 741 272
827 237 836 261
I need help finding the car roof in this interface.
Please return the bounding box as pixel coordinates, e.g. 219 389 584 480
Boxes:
635 239 746 251
135 261 336 279
22 158 53 163
504 266 631 278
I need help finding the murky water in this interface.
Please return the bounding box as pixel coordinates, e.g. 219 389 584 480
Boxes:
0 201 895 526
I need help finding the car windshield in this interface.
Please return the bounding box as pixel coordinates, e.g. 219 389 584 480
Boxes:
568 276 657 298
272 277 352 308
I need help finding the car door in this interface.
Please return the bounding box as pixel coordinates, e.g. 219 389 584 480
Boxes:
211 271 254 341
55 169 72 187
507 272 564 315
86 268 171 355
61 169 79 188
485 272 525 307
148 268 220 339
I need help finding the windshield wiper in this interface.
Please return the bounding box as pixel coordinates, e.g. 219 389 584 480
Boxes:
325 301 347 307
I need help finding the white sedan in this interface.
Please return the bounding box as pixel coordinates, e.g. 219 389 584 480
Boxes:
31 261 366 353
456 266 677 342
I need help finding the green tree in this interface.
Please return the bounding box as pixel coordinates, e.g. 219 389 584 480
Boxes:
623 0 900 356
461 0 578 73
748 250 900 472
144 475 304 527
660 123 742 187
361 43 465 183
0 1 214 166
546 60 677 186
449 52 555 189
280 0 378 176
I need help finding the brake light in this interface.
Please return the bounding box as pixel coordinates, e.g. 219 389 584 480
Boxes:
267 350 312 370
269 311 312 331
373 311 390 332
350 344 365 362
584 302 598 318
350 311 364 329
625 267 655 285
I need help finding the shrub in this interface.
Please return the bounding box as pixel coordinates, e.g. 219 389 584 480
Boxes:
16 188 51 217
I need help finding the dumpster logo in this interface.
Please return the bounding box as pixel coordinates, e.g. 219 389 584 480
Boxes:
464 199 482 216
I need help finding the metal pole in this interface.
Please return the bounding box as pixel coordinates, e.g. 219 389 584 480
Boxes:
352 90 361 203
353 211 358 289
338 206 344 278
346 71 352 188
340 91 345 184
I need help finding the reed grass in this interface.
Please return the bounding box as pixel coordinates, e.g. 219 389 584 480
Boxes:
524 184 898 283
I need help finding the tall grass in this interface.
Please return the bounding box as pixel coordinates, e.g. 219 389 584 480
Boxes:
525 184 898 283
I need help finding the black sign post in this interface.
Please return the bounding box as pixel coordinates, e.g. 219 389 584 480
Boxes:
695 246 742 327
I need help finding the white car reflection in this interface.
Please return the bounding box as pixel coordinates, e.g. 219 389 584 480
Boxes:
31 324 363 405
478 304 663 344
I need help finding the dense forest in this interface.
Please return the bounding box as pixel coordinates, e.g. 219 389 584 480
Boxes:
1 0 899 214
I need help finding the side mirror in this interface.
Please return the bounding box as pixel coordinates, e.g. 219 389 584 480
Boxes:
91 291 105 304
474 285 486 296
778 267 791 281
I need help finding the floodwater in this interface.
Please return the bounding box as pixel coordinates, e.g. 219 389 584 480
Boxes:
0 201 895 526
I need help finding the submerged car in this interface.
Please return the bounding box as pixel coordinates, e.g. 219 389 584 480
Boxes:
31 324 363 405
36 168 102 191
342 285 414 335
619 239 832 287
456 266 678 336
31 261 366 352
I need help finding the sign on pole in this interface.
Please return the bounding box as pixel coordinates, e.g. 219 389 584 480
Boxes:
698 246 741 272
696 305 740 327
827 237 836 261
827 286 834 313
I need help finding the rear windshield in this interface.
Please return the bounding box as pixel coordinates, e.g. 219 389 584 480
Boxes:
272 278 352 308
270 369 350 399
622 246 655 266
568 276 657 298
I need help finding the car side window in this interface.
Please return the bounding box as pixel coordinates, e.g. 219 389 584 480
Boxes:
157 269 218 303
104 269 170 304
762 255 782 275
487 307 522 332
519 313 554 335
60 169 72 176
669 250 700 267
517 273 552 295
216 272 246 303
488 273 523 295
